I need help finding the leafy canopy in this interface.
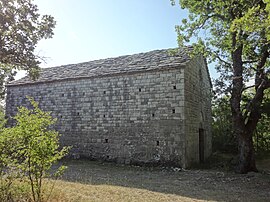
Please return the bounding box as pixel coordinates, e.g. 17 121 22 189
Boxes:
172 0 270 91
0 0 56 98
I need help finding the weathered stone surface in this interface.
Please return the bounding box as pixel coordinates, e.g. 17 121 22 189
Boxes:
5 48 212 168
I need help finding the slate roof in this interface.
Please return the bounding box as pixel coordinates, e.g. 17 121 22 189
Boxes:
8 48 192 86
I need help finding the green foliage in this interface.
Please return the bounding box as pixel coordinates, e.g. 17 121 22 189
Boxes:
212 96 237 153
172 0 270 75
0 97 69 202
171 0 270 101
0 105 6 130
212 91 270 154
253 89 270 153
254 114 270 153
0 0 56 98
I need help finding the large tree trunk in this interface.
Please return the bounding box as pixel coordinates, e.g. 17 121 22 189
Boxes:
231 113 258 173
230 33 259 174
237 132 258 173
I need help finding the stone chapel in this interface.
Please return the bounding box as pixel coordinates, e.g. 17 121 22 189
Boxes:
6 48 212 168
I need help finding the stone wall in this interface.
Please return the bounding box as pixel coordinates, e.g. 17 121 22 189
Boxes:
184 56 212 167
6 68 187 166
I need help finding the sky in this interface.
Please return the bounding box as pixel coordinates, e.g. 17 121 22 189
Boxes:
24 0 216 79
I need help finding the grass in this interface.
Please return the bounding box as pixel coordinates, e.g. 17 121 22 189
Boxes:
1 179 212 202
51 180 209 202
0 178 63 202
1 157 270 202
56 159 270 202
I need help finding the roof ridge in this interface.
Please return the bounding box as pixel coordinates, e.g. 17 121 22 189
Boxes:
41 48 178 70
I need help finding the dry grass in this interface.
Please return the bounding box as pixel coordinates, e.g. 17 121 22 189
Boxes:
49 159 270 202
3 158 270 201
51 180 209 202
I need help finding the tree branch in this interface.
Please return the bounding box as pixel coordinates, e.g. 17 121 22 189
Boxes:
208 13 227 21
244 46 269 132
242 85 255 92
214 52 232 67
242 60 258 64
257 50 269 70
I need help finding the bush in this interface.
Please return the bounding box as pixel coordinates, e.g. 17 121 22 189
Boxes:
0 97 70 202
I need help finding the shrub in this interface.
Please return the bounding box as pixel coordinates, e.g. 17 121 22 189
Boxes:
0 97 70 202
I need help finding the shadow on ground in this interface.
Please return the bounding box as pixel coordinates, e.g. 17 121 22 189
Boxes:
57 159 270 202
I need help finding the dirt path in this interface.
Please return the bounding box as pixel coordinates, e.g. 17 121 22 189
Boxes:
59 160 270 202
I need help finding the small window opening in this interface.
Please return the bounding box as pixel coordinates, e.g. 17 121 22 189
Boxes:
103 91 106 94
152 113 155 117
103 114 106 118
172 109 175 114
60 115 63 118
83 92 85 96
156 141 160 146
139 88 141 92
173 85 176 89
62 93 64 97
77 112 80 116
105 139 108 143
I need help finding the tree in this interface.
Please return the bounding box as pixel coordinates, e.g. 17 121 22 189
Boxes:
0 0 56 98
212 95 237 153
0 97 69 202
171 0 270 173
